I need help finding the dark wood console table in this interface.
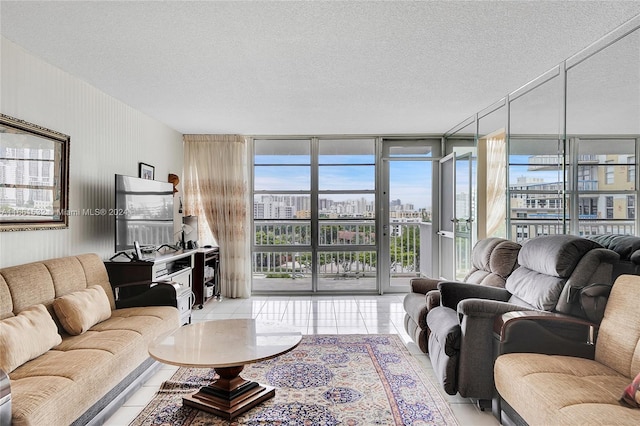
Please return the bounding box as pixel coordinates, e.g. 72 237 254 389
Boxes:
105 249 195 325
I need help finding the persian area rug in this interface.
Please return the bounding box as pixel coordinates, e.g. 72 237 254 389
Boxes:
130 334 459 426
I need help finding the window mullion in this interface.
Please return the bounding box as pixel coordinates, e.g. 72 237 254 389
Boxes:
311 137 319 292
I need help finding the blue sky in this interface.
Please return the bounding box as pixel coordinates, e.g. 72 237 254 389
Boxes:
255 157 432 209
254 154 565 211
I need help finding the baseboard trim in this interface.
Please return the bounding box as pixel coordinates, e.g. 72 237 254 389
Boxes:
72 358 161 426
499 398 529 426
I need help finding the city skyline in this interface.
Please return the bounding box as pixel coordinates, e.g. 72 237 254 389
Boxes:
255 156 432 210
254 152 632 217
254 194 422 219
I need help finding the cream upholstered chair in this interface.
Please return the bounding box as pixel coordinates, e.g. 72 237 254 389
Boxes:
494 274 640 425
402 237 521 353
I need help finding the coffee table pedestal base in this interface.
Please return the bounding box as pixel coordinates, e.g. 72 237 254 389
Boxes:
182 365 275 420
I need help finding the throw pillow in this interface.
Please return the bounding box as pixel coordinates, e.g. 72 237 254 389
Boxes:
621 371 640 408
0 304 62 373
53 285 112 335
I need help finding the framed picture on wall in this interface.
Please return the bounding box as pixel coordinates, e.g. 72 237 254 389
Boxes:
139 162 155 180
0 114 70 231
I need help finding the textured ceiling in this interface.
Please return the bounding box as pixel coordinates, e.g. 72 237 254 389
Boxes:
1 1 640 135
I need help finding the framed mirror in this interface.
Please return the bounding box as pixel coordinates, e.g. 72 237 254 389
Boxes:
0 114 70 231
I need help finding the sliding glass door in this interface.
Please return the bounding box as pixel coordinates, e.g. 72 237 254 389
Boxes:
380 139 439 293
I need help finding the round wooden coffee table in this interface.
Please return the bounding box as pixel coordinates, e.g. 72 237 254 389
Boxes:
148 318 302 420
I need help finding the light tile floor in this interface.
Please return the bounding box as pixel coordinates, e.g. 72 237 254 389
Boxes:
104 294 499 426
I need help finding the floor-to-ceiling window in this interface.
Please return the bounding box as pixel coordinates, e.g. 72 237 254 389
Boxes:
572 138 637 235
253 139 313 292
508 136 637 240
316 138 377 292
252 137 378 293
508 137 565 240
252 137 438 294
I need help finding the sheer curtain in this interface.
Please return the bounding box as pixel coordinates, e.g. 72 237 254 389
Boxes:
485 136 507 238
183 134 251 298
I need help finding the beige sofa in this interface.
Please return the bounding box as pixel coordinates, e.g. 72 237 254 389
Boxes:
0 254 180 426
494 274 640 425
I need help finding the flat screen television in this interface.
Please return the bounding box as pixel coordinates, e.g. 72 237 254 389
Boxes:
114 174 174 252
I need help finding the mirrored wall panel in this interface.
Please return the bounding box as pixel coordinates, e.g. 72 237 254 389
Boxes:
567 28 640 136
446 16 640 244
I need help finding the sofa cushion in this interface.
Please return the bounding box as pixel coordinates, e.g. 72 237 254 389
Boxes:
495 353 640 425
9 305 179 426
505 266 565 310
469 238 502 275
0 262 56 314
517 235 601 278
0 304 62 373
506 235 602 311
53 285 112 335
588 234 640 263
489 241 521 278
464 238 520 287
0 275 12 320
621 371 640 408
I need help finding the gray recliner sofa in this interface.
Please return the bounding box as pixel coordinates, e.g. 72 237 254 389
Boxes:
426 235 619 408
586 234 640 278
403 237 521 353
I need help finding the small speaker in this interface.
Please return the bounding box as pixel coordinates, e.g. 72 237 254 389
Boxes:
182 216 198 248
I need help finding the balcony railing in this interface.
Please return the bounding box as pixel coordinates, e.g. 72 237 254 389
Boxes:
252 220 421 291
252 218 634 291
389 222 420 274
511 220 635 242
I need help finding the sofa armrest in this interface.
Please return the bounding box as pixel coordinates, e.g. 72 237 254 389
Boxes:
426 307 461 356
111 279 158 288
425 289 441 311
410 277 442 294
555 248 619 318
426 306 462 395
438 281 511 310
457 298 533 319
494 311 597 359
0 368 10 426
579 283 612 323
114 281 182 309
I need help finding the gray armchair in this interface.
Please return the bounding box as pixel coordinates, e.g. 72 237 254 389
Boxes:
403 237 521 353
426 234 619 408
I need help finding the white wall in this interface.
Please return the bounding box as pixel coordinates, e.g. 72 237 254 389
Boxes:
0 37 184 267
